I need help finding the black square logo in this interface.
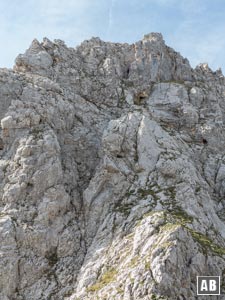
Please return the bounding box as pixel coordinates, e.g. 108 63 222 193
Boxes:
197 276 220 295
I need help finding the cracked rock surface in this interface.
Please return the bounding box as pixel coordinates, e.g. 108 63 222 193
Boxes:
1 33 225 299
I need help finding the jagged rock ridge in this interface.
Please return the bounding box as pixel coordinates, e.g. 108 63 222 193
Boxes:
0 33 225 299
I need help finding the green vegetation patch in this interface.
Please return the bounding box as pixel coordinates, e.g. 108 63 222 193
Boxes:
45 249 58 267
168 207 193 225
87 268 118 293
137 188 160 200
151 294 168 300
162 80 185 85
128 255 139 268
163 186 176 200
144 259 151 270
189 229 225 256
114 202 133 216
137 183 163 202
125 189 135 197
116 286 124 294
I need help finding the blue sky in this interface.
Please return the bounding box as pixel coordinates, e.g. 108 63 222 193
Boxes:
1 0 225 72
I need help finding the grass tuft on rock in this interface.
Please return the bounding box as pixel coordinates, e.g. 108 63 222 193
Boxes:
87 268 118 293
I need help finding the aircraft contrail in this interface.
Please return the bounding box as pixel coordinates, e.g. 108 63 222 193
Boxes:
107 0 116 39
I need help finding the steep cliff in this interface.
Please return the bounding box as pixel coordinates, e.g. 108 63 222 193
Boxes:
1 33 225 300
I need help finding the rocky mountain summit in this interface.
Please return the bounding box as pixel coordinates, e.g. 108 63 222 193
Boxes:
1 32 225 300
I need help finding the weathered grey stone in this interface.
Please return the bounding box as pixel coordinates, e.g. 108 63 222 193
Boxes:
0 33 225 300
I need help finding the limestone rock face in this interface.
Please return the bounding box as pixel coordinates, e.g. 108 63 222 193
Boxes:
1 33 225 299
